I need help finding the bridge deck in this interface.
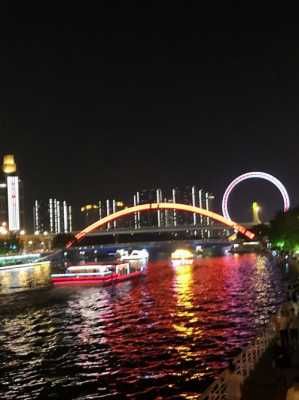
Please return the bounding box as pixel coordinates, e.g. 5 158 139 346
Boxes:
83 225 232 236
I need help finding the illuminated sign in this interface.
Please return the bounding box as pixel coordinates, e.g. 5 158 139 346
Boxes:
222 172 290 221
7 176 20 231
2 154 17 174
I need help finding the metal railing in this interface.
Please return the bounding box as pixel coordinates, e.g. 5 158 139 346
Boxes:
201 320 276 399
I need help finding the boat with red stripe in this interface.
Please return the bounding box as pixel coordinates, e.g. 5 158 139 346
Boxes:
51 262 144 286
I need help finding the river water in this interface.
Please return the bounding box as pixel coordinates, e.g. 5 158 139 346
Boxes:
0 253 285 399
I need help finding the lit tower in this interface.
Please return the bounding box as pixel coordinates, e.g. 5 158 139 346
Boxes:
252 201 262 225
2 155 22 232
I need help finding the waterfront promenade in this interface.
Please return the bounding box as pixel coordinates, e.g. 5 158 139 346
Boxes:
242 260 299 399
201 257 299 400
242 347 299 399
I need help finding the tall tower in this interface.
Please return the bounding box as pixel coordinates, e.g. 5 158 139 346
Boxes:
252 201 262 225
2 155 22 232
3 155 17 175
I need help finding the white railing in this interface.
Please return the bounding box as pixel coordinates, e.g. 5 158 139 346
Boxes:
201 320 276 399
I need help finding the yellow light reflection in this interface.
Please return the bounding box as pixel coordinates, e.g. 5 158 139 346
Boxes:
18 269 30 287
256 255 266 271
175 265 194 310
173 264 202 363
33 262 50 285
0 271 11 288
3 313 57 357
0 261 50 293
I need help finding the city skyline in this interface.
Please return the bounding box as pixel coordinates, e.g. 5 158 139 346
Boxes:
0 8 298 400
32 185 214 232
0 150 293 231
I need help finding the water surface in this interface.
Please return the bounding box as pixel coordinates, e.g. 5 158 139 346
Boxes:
0 254 284 399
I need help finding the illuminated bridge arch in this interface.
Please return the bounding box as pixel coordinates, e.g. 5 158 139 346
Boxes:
67 203 254 248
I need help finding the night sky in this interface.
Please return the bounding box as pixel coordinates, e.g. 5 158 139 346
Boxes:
0 9 298 228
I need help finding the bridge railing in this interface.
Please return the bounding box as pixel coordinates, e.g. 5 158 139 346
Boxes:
200 318 276 399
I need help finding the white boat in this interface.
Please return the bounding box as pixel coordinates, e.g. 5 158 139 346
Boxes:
171 249 194 260
50 262 142 286
116 249 149 261
66 263 130 275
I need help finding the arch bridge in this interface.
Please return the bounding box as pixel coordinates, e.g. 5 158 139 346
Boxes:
67 203 255 248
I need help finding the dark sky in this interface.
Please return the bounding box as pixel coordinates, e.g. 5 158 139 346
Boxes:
0 7 298 227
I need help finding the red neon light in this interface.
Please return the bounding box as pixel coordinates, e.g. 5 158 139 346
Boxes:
67 203 254 247
51 271 142 285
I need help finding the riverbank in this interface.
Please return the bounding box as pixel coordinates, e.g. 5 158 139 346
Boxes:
242 346 299 399
242 259 299 399
201 255 299 399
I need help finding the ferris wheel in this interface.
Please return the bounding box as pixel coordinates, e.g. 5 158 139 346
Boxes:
222 171 290 221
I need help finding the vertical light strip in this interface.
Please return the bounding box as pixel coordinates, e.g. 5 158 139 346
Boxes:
136 191 140 228
54 199 58 233
192 186 196 226
57 201 61 234
198 190 203 225
68 206 72 232
198 190 203 238
34 200 39 232
49 199 54 233
172 188 177 227
63 201 68 233
7 176 20 231
113 199 116 229
98 201 102 220
205 192 211 238
106 199 110 230
133 194 137 229
156 189 161 227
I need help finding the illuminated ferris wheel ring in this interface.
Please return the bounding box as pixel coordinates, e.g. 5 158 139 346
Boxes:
222 172 290 221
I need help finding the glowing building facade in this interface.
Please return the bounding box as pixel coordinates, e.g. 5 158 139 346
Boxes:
33 199 73 234
0 155 24 233
132 187 214 229
82 187 214 231
80 200 126 229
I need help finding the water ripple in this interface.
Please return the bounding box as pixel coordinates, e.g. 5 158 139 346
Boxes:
0 254 284 399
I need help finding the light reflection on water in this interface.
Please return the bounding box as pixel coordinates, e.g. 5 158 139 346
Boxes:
0 262 50 294
0 254 284 399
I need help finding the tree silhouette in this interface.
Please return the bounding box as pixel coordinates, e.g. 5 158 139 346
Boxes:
268 207 299 252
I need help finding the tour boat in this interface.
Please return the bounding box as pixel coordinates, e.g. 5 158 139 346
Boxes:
171 248 194 261
51 262 145 286
0 253 42 268
116 249 149 262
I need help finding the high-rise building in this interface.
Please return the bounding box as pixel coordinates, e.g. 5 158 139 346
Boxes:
81 204 100 227
80 188 214 232
33 198 73 234
132 186 214 228
134 189 159 228
80 200 126 229
0 155 24 232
